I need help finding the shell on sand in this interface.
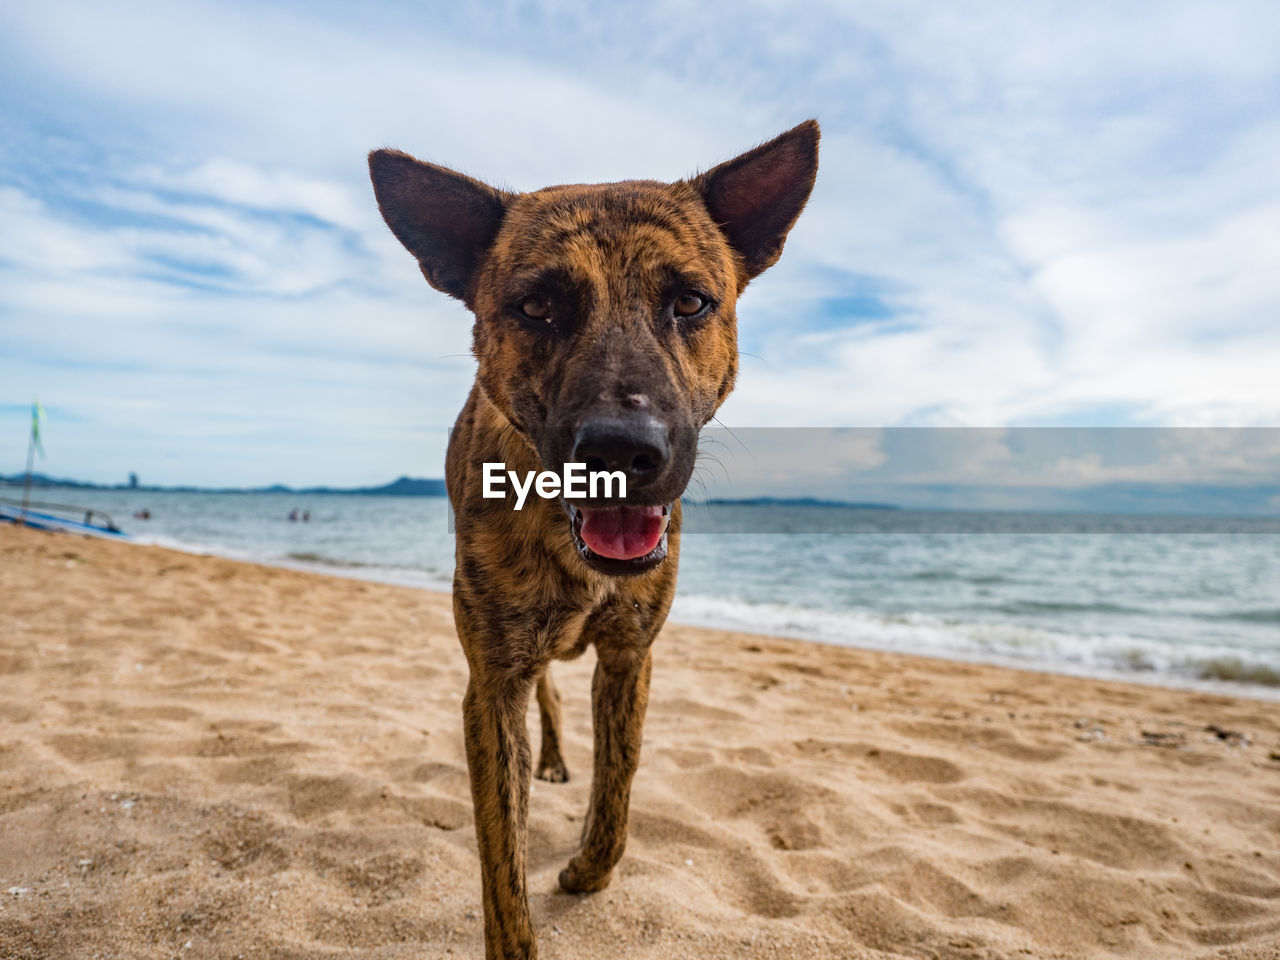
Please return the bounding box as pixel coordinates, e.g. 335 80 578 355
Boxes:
1 525 1278 959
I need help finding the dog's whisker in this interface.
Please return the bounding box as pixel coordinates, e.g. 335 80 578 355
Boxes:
709 415 754 460
693 450 733 488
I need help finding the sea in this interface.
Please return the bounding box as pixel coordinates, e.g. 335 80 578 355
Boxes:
17 486 1280 699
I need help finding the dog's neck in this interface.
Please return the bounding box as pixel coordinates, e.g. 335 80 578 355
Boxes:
471 386 542 473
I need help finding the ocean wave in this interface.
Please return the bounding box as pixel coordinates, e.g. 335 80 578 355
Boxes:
907 570 1009 585
668 593 1280 697
984 599 1143 617
121 515 1279 697
1194 657 1280 686
1203 608 1280 625
284 550 371 568
133 533 454 593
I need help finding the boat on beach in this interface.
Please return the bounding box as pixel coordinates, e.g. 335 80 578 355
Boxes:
0 497 128 539
2 399 128 539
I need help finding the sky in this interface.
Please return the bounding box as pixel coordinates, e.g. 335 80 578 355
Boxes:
2 0 1279 488
687 428 1280 513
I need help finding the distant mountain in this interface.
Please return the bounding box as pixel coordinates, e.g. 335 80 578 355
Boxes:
0 472 102 490
0 473 447 497
706 496 900 510
296 476 447 497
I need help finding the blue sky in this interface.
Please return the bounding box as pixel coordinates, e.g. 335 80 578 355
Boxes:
2 0 1279 487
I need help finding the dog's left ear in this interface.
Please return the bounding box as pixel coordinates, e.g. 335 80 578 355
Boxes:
693 119 820 281
368 149 510 304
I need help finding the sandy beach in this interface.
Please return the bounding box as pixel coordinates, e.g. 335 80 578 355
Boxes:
1 524 1278 959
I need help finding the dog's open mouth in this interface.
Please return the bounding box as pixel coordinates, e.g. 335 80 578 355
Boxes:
567 503 671 575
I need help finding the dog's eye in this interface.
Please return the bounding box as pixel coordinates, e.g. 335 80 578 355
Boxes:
673 293 707 318
520 297 552 322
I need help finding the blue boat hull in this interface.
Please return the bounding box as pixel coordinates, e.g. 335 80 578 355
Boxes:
0 505 129 539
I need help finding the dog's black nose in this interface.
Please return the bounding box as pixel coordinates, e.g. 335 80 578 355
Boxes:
572 417 670 489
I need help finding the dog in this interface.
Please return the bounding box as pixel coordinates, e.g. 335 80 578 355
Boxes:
369 121 818 959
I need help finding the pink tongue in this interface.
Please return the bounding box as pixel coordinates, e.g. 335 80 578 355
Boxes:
578 506 665 560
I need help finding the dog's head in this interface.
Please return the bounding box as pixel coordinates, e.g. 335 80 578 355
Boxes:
370 122 818 575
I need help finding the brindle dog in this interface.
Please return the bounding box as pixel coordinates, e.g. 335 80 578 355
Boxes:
369 121 819 959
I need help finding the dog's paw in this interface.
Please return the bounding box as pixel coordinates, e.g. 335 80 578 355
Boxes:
558 857 612 894
535 756 570 783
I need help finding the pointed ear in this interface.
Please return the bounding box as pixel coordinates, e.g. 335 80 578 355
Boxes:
368 149 509 302
692 120 820 280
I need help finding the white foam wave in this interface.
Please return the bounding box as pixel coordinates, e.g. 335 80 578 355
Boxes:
669 593 1280 700
132 532 454 593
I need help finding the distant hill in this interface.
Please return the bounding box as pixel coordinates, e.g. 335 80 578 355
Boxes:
296 477 447 497
0 473 447 497
0 472 103 490
706 496 899 510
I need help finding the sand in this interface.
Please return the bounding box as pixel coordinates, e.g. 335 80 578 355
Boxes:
1 524 1279 959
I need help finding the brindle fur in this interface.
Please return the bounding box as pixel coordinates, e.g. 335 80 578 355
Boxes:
369 121 819 959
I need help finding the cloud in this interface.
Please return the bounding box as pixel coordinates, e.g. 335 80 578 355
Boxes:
2 0 1278 486
0 180 475 486
686 427 1280 507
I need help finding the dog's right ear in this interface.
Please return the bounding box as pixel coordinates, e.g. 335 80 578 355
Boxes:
368 150 509 303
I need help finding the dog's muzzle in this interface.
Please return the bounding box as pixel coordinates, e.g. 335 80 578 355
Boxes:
561 414 679 575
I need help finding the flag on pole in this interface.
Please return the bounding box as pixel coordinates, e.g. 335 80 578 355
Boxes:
31 399 45 458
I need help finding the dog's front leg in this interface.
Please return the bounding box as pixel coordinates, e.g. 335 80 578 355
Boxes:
558 644 654 893
534 669 569 783
462 669 537 959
